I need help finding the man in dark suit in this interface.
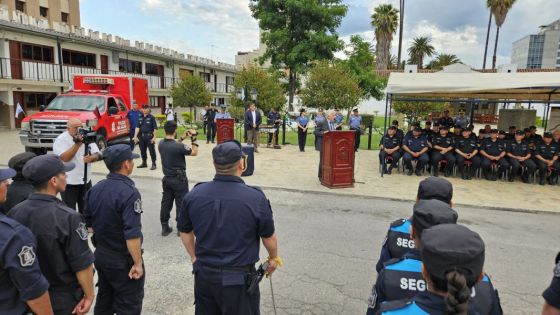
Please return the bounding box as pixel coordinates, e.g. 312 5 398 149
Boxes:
314 111 337 179
244 102 262 153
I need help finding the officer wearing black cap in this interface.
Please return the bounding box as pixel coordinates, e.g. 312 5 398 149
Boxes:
455 128 480 180
506 130 536 183
505 126 517 142
375 177 453 273
437 110 454 129
133 104 158 170
402 127 429 176
9 154 95 315
0 167 53 315
480 129 509 181
367 199 458 314
178 140 281 314
542 252 560 315
379 126 401 174
382 224 502 315
534 132 560 185
84 144 144 314
431 125 455 177
158 121 199 236
0 152 35 214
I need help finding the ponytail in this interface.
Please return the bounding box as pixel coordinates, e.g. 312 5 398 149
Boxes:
445 271 471 315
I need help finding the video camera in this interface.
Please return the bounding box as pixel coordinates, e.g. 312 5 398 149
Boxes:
74 127 97 145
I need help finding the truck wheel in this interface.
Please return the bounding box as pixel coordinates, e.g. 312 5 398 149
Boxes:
25 147 47 155
96 135 108 150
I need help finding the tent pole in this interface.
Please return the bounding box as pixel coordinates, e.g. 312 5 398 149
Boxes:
383 94 389 134
544 96 551 130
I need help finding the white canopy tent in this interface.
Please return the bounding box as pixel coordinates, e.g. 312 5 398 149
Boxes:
384 70 560 131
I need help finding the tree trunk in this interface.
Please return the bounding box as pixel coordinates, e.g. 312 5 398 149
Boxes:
397 0 405 70
288 69 295 112
482 11 492 70
492 26 500 70
376 39 386 70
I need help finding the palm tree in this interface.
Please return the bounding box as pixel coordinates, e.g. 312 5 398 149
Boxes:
487 0 517 69
482 11 493 69
371 4 399 70
407 37 435 69
427 53 462 70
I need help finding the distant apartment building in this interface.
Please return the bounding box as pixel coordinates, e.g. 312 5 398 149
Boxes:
0 4 237 130
0 0 80 28
511 19 560 69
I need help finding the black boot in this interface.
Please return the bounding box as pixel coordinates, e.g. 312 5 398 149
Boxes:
433 167 439 177
137 161 147 168
150 163 157 170
387 166 393 175
161 223 173 236
415 168 422 176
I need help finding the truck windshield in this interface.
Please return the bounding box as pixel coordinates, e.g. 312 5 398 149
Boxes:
47 96 106 112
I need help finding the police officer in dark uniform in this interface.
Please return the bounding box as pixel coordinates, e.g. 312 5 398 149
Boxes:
206 103 218 144
455 128 481 180
375 177 453 273
267 108 281 146
402 127 429 176
506 130 536 183
431 125 455 177
542 252 560 315
0 167 53 315
158 121 199 236
379 126 401 174
178 140 280 314
0 152 35 214
381 224 501 315
85 144 145 314
133 105 158 170
480 129 509 181
367 199 459 314
505 126 517 142
9 155 95 315
437 110 454 129
534 132 560 185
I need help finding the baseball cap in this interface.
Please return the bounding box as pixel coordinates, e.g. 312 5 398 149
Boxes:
544 132 553 138
490 129 498 134
8 152 37 175
417 177 453 203
213 140 246 165
23 154 75 185
412 199 458 236
0 168 16 181
421 224 485 287
103 144 140 166
413 127 422 132
515 130 525 135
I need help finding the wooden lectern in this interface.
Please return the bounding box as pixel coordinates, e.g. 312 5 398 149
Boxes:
216 118 235 144
321 131 355 188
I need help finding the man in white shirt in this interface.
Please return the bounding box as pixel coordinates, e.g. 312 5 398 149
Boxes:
53 118 102 213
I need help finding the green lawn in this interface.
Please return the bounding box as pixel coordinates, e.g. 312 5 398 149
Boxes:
157 124 384 150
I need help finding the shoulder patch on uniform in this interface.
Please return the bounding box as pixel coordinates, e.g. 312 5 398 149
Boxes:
390 218 406 227
134 199 143 214
554 262 560 278
380 298 413 312
75 222 88 241
18 246 36 267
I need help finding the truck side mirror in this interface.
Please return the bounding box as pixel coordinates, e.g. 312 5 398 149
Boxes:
39 105 46 112
108 106 118 115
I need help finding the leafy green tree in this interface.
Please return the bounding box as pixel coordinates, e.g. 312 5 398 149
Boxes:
487 0 517 69
230 66 285 119
338 35 386 101
371 4 399 70
407 36 435 69
170 74 212 122
393 101 450 124
426 53 462 70
301 61 362 114
250 0 347 111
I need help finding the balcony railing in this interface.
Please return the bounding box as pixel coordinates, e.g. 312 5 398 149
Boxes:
0 58 232 93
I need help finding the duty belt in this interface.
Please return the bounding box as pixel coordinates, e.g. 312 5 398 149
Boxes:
199 262 254 272
141 132 153 137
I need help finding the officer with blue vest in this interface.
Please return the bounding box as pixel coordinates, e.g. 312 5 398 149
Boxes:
349 109 363 151
375 177 453 273
177 140 281 314
381 224 491 315
0 167 52 315
126 101 142 150
480 129 509 181
85 144 145 314
542 252 560 315
506 130 536 183
367 199 459 314
402 127 430 176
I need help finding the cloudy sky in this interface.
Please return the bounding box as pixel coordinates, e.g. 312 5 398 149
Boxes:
80 0 560 68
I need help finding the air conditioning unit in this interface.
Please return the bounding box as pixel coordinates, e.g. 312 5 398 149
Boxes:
404 65 418 73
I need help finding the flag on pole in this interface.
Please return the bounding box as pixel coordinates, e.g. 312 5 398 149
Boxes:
15 102 25 119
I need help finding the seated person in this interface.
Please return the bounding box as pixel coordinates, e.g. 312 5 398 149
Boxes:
534 132 559 185
506 130 536 183
480 129 509 181
455 128 480 180
379 126 401 175
402 127 429 176
505 126 517 142
430 126 455 177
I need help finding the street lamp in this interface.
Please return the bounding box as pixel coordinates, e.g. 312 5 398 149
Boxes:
250 88 258 102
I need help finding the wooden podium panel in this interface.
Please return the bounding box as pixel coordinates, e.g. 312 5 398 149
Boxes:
217 118 235 144
321 131 355 188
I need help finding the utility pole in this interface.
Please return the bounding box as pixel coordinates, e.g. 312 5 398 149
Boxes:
397 0 405 69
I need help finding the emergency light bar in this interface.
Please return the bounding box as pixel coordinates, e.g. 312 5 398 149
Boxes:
83 77 115 85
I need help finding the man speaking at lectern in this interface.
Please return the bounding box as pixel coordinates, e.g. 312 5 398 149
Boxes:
314 111 337 180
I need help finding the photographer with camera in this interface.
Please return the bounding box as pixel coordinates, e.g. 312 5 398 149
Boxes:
53 118 102 213
158 121 198 237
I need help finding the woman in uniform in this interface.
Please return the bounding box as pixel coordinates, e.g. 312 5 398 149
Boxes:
297 109 310 152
